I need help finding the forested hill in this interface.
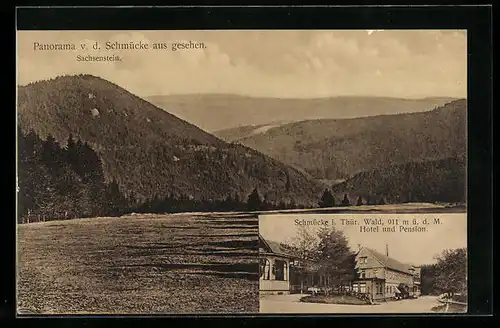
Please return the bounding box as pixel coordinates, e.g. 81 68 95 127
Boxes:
17 75 324 207
216 99 467 182
331 156 466 205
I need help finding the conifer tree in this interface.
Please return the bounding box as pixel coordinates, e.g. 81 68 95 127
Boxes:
341 194 351 206
65 133 77 167
319 189 335 208
247 188 262 211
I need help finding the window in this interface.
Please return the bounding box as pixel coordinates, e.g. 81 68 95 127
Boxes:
283 262 288 281
259 259 266 279
263 259 270 280
360 271 365 278
274 260 286 281
359 256 368 264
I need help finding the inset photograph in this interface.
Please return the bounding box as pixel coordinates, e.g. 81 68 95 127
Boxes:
259 213 467 314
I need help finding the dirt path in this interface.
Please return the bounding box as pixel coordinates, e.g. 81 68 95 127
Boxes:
259 295 452 314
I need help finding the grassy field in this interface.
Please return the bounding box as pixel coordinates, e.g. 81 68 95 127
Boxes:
255 203 466 214
17 212 259 314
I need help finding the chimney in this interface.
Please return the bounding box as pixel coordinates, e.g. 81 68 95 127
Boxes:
358 244 361 251
385 244 389 257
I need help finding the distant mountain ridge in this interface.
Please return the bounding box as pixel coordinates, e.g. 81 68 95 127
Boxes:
215 99 467 183
17 75 324 206
146 94 458 132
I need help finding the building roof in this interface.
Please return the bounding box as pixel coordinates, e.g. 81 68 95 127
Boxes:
362 247 414 275
259 233 295 258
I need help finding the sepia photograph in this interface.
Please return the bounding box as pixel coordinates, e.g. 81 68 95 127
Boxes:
16 29 467 315
259 213 467 314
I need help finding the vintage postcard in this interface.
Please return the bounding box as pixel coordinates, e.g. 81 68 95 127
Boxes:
16 29 467 315
259 213 467 313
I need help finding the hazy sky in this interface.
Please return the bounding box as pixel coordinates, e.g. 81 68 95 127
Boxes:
259 213 467 266
17 30 467 99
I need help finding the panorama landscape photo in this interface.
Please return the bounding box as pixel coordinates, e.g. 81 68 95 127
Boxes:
16 30 467 314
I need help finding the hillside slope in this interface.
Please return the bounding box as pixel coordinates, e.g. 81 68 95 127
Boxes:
331 156 466 204
215 99 467 181
17 75 323 206
147 94 458 132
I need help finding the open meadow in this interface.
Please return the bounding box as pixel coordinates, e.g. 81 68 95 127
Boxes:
16 203 464 315
17 212 259 314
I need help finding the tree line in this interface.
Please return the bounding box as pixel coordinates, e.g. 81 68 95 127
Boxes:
17 130 311 223
135 188 309 214
17 129 131 223
135 187 385 215
318 188 387 207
